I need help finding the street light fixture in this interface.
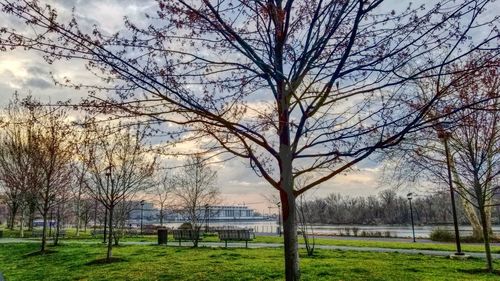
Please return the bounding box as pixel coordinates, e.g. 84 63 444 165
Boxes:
437 128 463 256
140 200 145 236
407 193 416 243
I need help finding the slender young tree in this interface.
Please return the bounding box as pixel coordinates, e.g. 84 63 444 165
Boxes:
383 59 499 271
150 172 175 227
173 154 220 247
71 134 91 237
0 95 32 232
83 123 156 262
30 106 74 253
1 0 499 278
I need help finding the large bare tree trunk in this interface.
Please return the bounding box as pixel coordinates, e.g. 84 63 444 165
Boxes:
279 136 300 280
461 197 483 238
280 189 300 281
452 162 490 238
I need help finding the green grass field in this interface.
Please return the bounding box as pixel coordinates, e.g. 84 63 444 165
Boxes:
2 227 498 253
0 242 499 281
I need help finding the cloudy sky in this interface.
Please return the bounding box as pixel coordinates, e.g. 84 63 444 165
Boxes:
1 0 493 212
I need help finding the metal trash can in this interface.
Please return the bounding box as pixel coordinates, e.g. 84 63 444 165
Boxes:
157 228 168 245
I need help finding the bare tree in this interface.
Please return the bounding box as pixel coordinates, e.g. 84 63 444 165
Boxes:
112 200 135 246
439 71 499 272
383 59 500 271
174 154 220 247
0 95 32 232
295 177 315 256
83 123 156 262
1 0 498 278
71 130 91 237
0 95 73 251
78 198 94 233
297 194 315 257
30 106 74 253
150 172 175 227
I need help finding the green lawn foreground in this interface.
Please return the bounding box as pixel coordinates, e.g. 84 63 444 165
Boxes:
0 243 499 281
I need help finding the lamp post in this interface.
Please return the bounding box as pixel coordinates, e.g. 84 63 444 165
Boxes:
438 129 463 255
407 193 416 243
93 199 97 233
49 209 54 237
140 200 145 236
277 202 282 237
205 204 210 232
103 166 112 244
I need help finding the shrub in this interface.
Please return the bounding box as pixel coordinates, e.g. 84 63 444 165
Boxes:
430 228 454 242
343 228 351 236
178 222 193 230
351 227 359 237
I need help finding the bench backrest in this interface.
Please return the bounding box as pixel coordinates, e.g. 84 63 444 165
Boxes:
218 229 253 241
91 230 105 235
172 229 201 240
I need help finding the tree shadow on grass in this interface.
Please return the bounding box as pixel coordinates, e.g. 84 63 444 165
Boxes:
458 268 500 275
85 257 126 266
23 249 58 257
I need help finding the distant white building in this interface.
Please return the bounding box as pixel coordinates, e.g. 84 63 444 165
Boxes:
205 205 256 220
126 201 261 222
128 201 157 220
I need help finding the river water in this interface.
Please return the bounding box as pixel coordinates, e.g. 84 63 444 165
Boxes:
140 220 500 238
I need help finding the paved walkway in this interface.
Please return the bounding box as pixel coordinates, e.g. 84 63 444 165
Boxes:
1 238 498 259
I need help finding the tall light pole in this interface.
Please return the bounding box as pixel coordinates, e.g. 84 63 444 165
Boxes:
438 129 463 255
103 166 112 244
205 204 210 232
407 193 416 243
93 199 97 233
277 202 282 237
140 200 145 236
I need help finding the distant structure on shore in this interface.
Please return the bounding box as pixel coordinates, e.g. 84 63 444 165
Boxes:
205 205 257 221
128 202 265 222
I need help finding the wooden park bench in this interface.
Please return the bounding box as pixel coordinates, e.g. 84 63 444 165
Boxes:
91 229 105 237
32 230 66 238
172 229 202 246
31 231 44 238
55 230 66 238
124 228 139 237
218 229 254 248
142 225 157 235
